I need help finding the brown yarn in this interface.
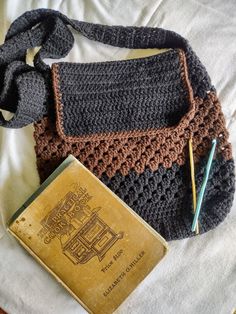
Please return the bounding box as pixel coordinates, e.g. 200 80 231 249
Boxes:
51 49 196 143
1 8 233 242
34 47 232 183
34 91 232 183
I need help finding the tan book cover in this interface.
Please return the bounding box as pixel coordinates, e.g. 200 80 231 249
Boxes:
8 155 168 314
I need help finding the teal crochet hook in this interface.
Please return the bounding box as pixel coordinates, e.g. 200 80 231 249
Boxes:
191 139 217 232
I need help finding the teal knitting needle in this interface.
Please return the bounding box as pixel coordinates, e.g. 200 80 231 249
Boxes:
191 139 217 232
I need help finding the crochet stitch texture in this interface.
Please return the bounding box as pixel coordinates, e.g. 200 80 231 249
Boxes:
0 9 235 240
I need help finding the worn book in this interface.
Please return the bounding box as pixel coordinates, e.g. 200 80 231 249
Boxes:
8 155 168 314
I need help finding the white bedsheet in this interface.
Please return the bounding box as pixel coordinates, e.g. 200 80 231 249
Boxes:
0 1 236 313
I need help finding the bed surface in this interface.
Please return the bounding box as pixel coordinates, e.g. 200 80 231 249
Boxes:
0 1 236 313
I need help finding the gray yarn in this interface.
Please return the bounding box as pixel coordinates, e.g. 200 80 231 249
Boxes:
58 49 190 136
0 9 235 241
101 156 235 240
0 8 211 128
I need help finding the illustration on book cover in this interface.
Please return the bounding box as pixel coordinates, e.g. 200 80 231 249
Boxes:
37 183 124 265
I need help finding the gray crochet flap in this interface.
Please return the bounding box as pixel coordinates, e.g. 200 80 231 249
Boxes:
52 48 191 142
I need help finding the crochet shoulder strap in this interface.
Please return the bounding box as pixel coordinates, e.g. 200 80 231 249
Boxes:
0 8 211 128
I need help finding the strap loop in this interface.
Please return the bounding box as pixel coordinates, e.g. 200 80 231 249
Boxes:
0 63 47 128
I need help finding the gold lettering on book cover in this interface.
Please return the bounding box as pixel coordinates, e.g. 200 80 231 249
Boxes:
37 183 124 264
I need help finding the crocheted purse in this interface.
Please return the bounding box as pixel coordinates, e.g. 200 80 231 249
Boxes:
0 9 235 240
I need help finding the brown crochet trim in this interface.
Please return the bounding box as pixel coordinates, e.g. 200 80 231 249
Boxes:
178 49 195 110
52 49 196 143
34 91 232 182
